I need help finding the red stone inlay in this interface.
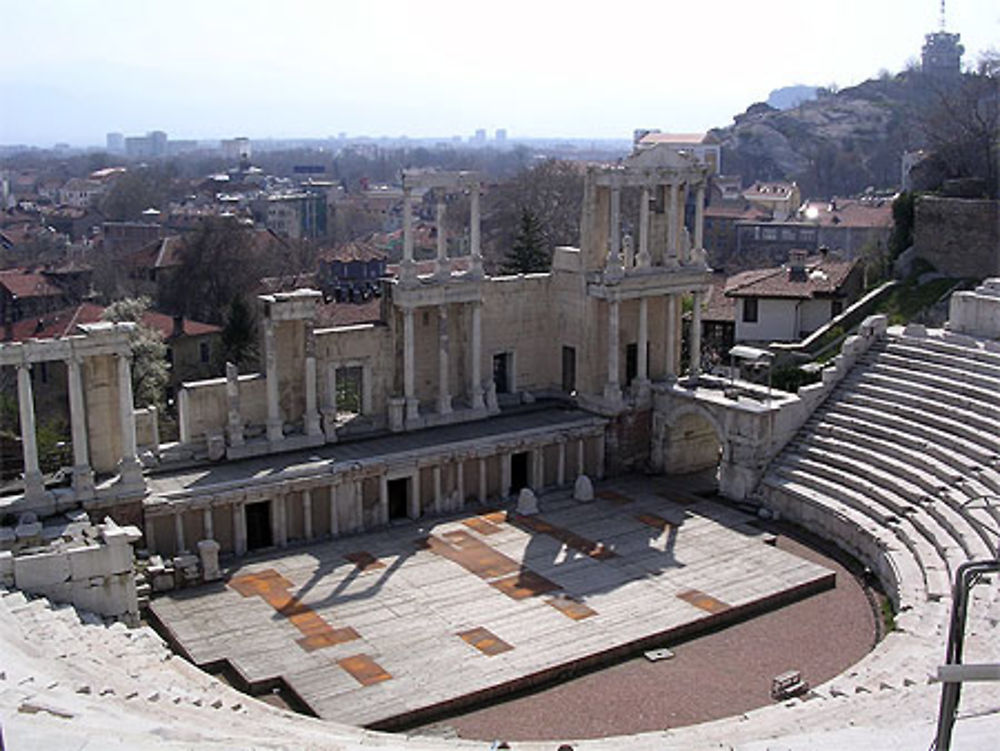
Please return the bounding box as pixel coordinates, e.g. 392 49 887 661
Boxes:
677 588 730 614
229 569 359 652
491 570 561 599
635 512 676 533
338 654 392 686
458 627 513 656
597 489 633 505
513 514 616 560
344 551 385 572
462 516 503 535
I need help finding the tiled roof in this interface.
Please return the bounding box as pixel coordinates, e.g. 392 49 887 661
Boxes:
316 297 383 327
725 255 857 299
702 274 736 322
318 241 386 263
799 199 893 228
0 269 64 299
4 302 220 342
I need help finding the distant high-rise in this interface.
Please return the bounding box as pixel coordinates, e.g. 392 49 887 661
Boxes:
106 132 124 154
472 129 487 146
495 128 507 145
221 137 252 163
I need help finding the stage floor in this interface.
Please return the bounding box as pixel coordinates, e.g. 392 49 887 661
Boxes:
149 476 834 729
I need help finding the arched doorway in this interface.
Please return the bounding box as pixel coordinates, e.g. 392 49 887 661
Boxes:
661 407 724 478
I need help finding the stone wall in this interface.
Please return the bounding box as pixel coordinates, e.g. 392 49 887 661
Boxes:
913 196 1000 278
949 278 1000 340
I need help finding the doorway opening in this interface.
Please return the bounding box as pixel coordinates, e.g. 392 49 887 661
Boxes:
245 501 273 551
388 477 409 520
511 451 529 493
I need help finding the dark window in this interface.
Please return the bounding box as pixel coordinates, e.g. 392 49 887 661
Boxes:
743 298 759 323
493 352 511 394
511 452 529 493
199 341 210 363
165 347 173 364
626 343 638 385
832 300 844 317
388 478 409 520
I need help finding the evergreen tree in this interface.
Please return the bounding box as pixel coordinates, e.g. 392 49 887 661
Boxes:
221 295 258 370
503 207 550 274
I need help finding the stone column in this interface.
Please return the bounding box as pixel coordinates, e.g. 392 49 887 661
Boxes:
378 474 389 525
596 432 606 480
16 364 42 498
603 299 621 403
202 506 214 541
667 182 679 262
66 356 94 499
116 354 143 487
665 293 677 379
435 198 449 279
401 186 416 281
469 302 484 410
478 457 487 503
352 480 363 532
638 186 651 267
273 494 287 548
433 465 443 514
469 185 483 278
608 183 623 269
437 305 452 415
328 483 340 537
557 440 566 487
304 326 321 437
577 438 585 478
144 517 156 552
264 319 283 442
694 182 705 253
409 470 421 519
233 503 247 556
690 290 703 377
501 453 512 498
303 489 313 540
225 362 244 447
403 308 419 423
638 297 649 384
532 447 544 491
322 362 338 441
455 459 465 510
174 511 186 553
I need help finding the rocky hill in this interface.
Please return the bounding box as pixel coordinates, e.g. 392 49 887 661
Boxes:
710 74 938 198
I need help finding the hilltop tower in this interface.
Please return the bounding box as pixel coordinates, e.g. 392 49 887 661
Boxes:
921 0 964 77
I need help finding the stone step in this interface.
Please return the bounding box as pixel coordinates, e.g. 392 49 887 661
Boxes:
891 333 1000 371
872 350 1000 397
854 370 1000 431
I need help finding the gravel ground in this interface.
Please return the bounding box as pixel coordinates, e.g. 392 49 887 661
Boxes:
410 521 880 743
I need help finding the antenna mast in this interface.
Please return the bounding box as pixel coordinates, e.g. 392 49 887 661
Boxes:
940 0 946 30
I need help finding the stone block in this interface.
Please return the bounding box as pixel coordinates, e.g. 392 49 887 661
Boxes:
206 433 226 461
0 550 13 586
197 539 221 582
516 488 539 516
68 545 108 581
573 474 594 503
152 573 175 592
14 551 70 591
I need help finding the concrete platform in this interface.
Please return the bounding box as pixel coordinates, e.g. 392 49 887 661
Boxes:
149 476 835 729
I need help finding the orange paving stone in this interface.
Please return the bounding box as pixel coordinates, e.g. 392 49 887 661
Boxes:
425 530 520 578
491 570 560 599
635 512 676 533
545 594 597 620
513 514 617 560
462 516 503 535
229 569 359 652
597 489 633 505
338 654 392 686
677 588 731 614
344 551 385 572
480 509 508 524
458 627 513 656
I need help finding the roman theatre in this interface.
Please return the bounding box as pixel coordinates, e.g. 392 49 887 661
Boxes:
2 145 998 749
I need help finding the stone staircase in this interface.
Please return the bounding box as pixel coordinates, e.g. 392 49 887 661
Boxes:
759 329 1000 704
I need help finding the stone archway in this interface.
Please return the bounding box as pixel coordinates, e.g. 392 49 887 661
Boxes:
656 404 725 476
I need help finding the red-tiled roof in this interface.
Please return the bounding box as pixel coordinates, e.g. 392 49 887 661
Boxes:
702 274 736 322
315 297 383 327
318 241 386 263
725 255 857 299
5 302 220 342
0 269 64 299
799 199 892 228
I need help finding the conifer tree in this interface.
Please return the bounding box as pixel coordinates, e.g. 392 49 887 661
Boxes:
503 207 550 274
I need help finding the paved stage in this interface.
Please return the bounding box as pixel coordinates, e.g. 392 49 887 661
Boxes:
149 476 835 729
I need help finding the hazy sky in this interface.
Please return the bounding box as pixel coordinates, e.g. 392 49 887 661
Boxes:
2 0 998 147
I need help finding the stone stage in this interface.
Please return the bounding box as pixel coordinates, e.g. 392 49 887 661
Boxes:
149 476 834 729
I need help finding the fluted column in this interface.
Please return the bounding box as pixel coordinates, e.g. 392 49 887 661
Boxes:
694 182 705 253
378 474 389 525
328 483 340 537
557 440 566 486
469 186 483 278
437 305 452 415
435 198 449 279
469 302 484 410
264 319 283 442
67 356 94 499
577 438 585 478
273 493 287 548
501 453 512 498
17 363 45 499
455 459 465 511
202 506 214 541
403 308 419 423
665 293 678 380
603 299 621 403
304 326 321 437
638 297 649 384
174 511 186 553
233 503 247 555
690 290 704 377
303 489 314 540
322 362 338 441
478 457 487 502
638 186 651 267
608 184 623 269
667 182 679 262
401 186 416 281
433 465 443 514
596 432 606 480
532 447 544 491
117 354 143 487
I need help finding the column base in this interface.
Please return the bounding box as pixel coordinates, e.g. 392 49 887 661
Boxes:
603 383 623 405
399 259 418 285
304 412 323 437
435 260 451 281
631 377 652 403
226 422 245 447
387 399 404 432
266 419 284 443
117 458 145 492
469 388 485 411
405 398 420 424
71 465 95 500
322 409 339 441
437 396 453 416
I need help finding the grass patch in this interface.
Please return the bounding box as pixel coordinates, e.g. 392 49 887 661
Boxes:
873 276 958 326
881 598 896 633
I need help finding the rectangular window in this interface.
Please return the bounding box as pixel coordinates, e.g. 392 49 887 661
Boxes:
625 343 638 385
561 346 576 394
493 352 512 394
336 366 363 414
781 228 796 241
743 298 759 323
199 341 210 364
761 228 778 241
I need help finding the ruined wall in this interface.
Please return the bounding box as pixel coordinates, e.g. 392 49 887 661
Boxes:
914 196 1000 278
